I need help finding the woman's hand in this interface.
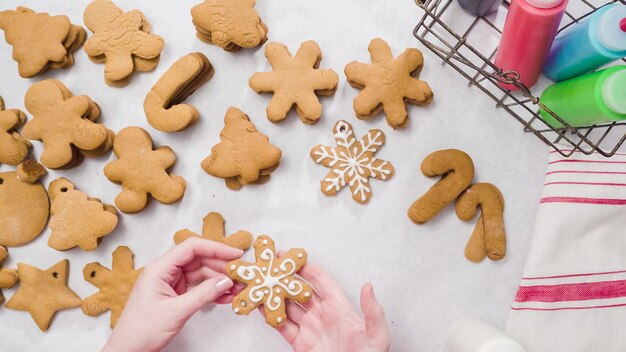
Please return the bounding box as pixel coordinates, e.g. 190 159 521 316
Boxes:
104 237 243 352
274 263 391 352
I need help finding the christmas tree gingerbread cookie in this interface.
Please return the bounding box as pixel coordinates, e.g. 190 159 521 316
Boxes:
249 40 338 124
48 177 118 251
345 38 433 128
310 120 395 204
82 246 143 328
0 97 30 165
226 235 313 328
174 211 252 250
6 259 82 331
201 107 281 190
0 246 18 305
104 126 186 213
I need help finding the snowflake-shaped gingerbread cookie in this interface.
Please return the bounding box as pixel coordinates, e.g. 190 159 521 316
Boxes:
226 235 312 328
310 120 395 204
345 38 433 128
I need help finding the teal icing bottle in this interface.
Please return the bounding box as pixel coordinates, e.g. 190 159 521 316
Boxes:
539 66 626 128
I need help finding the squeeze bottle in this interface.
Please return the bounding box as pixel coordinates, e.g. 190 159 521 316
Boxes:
544 3 626 82
494 0 568 90
539 66 626 128
446 315 526 352
458 0 504 16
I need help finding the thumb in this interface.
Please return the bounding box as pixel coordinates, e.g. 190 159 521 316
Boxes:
175 275 234 319
360 283 391 351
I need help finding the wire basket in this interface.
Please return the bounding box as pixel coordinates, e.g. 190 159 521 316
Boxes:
413 0 626 157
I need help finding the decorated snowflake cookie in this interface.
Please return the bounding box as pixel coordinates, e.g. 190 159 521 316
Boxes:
226 235 312 328
310 120 395 204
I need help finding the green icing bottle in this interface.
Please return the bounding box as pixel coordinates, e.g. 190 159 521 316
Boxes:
539 66 626 128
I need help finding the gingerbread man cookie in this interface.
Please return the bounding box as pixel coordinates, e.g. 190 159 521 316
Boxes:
345 38 433 128
174 212 252 250
310 120 395 204
249 40 339 124
6 259 82 331
191 0 268 52
0 97 30 165
83 0 164 86
82 246 143 328
456 183 506 262
104 126 186 213
22 79 113 169
0 165 49 247
201 107 281 190
0 246 18 305
144 52 214 132
227 235 313 328
0 7 85 78
48 177 118 251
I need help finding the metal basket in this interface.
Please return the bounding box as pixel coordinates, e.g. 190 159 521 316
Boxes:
413 0 626 157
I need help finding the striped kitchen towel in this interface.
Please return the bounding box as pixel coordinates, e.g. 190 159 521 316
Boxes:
507 148 626 352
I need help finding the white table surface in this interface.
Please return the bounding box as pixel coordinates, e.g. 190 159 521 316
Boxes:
0 0 550 351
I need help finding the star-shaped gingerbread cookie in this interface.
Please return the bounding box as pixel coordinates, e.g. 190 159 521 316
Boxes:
104 126 186 213
174 212 252 250
5 259 82 331
249 40 338 124
82 246 143 328
0 97 30 165
0 246 18 305
310 120 394 204
226 235 312 328
344 38 433 128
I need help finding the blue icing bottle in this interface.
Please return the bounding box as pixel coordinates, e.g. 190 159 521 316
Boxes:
543 3 626 82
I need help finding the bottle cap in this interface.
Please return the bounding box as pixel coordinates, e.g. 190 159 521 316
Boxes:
597 5 626 52
603 68 626 115
446 315 526 352
525 0 565 9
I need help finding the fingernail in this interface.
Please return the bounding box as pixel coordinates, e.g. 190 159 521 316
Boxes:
216 277 233 291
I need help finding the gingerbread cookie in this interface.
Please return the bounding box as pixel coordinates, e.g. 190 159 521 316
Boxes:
456 183 506 262
104 126 186 213
191 0 268 52
82 246 142 328
249 41 338 124
84 0 164 86
22 79 114 169
407 149 474 224
345 38 433 128
227 235 312 328
201 107 281 190
0 246 18 305
175 212 252 250
0 97 30 165
310 120 394 204
48 177 118 251
0 7 85 78
0 166 49 247
144 52 213 132
16 159 46 184
6 259 82 331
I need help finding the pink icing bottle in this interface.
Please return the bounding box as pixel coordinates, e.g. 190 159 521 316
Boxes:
494 0 569 90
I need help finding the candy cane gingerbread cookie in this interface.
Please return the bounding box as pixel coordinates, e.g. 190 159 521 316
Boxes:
226 235 312 328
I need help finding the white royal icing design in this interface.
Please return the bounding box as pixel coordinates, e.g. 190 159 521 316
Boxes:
312 120 393 202
235 247 304 312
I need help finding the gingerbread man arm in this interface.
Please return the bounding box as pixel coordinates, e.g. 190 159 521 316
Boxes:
81 291 111 317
